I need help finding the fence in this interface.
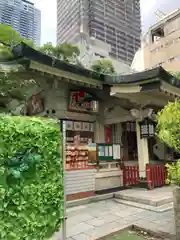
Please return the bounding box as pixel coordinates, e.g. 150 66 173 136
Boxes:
146 164 167 190
123 164 140 186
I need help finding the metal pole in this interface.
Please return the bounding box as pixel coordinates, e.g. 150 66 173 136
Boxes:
60 120 67 240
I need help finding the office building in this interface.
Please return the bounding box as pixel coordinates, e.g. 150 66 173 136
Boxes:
132 9 180 72
142 0 180 33
57 0 141 65
0 0 41 45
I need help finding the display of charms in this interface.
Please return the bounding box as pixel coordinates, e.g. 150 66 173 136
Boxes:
66 145 89 169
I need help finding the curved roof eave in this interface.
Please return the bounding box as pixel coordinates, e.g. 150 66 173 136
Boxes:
105 66 180 88
0 42 178 90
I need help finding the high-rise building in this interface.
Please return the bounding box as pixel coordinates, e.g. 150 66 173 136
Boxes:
132 9 180 72
57 0 141 65
0 0 41 45
141 0 180 33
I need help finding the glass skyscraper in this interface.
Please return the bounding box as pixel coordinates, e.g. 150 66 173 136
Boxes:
0 0 41 45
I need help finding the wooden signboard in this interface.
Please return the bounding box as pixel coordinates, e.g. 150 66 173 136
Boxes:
68 91 99 113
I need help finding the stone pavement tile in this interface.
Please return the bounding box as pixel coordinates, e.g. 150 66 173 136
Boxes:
136 211 160 221
71 233 91 240
86 214 120 227
115 208 143 218
121 214 145 223
115 218 130 226
84 221 130 239
67 222 94 238
67 205 87 217
134 219 159 232
67 213 95 226
157 223 175 235
86 218 106 227
86 209 114 218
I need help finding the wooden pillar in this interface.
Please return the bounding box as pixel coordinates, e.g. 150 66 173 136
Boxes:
136 121 149 178
94 102 105 143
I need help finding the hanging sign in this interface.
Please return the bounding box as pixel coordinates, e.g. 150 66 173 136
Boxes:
68 91 99 113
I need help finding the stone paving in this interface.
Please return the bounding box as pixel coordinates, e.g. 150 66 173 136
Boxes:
115 186 173 206
54 199 175 240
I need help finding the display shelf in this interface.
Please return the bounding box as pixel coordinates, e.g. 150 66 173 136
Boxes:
66 146 89 169
66 130 94 144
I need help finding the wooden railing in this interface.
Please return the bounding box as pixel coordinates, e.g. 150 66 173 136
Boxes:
122 164 140 186
146 164 167 190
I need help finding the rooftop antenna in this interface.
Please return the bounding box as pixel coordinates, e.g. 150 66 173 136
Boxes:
78 0 92 67
155 9 166 20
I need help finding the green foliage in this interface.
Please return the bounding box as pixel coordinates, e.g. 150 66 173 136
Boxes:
0 24 22 47
39 42 80 63
0 115 63 240
38 42 54 57
0 24 34 62
0 24 34 48
157 101 180 186
166 161 180 186
0 71 37 107
91 59 116 74
0 45 13 61
170 72 180 80
157 100 180 152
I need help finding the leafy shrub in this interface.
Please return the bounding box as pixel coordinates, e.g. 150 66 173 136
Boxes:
166 161 180 186
157 100 180 152
0 114 63 240
157 101 180 186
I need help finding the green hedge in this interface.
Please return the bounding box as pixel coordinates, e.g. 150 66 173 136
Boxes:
0 115 64 240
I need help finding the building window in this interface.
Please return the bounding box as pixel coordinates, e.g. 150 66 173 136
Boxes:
151 47 160 53
151 27 164 43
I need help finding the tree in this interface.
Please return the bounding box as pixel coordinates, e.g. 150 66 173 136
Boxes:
157 100 180 240
39 42 80 63
38 42 54 57
55 43 80 63
0 24 34 62
0 45 13 60
0 24 34 47
91 59 116 74
157 101 180 152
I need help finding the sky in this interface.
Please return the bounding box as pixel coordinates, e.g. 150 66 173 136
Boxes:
34 0 157 46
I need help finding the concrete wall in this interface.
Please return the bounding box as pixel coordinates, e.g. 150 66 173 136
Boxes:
66 169 96 195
